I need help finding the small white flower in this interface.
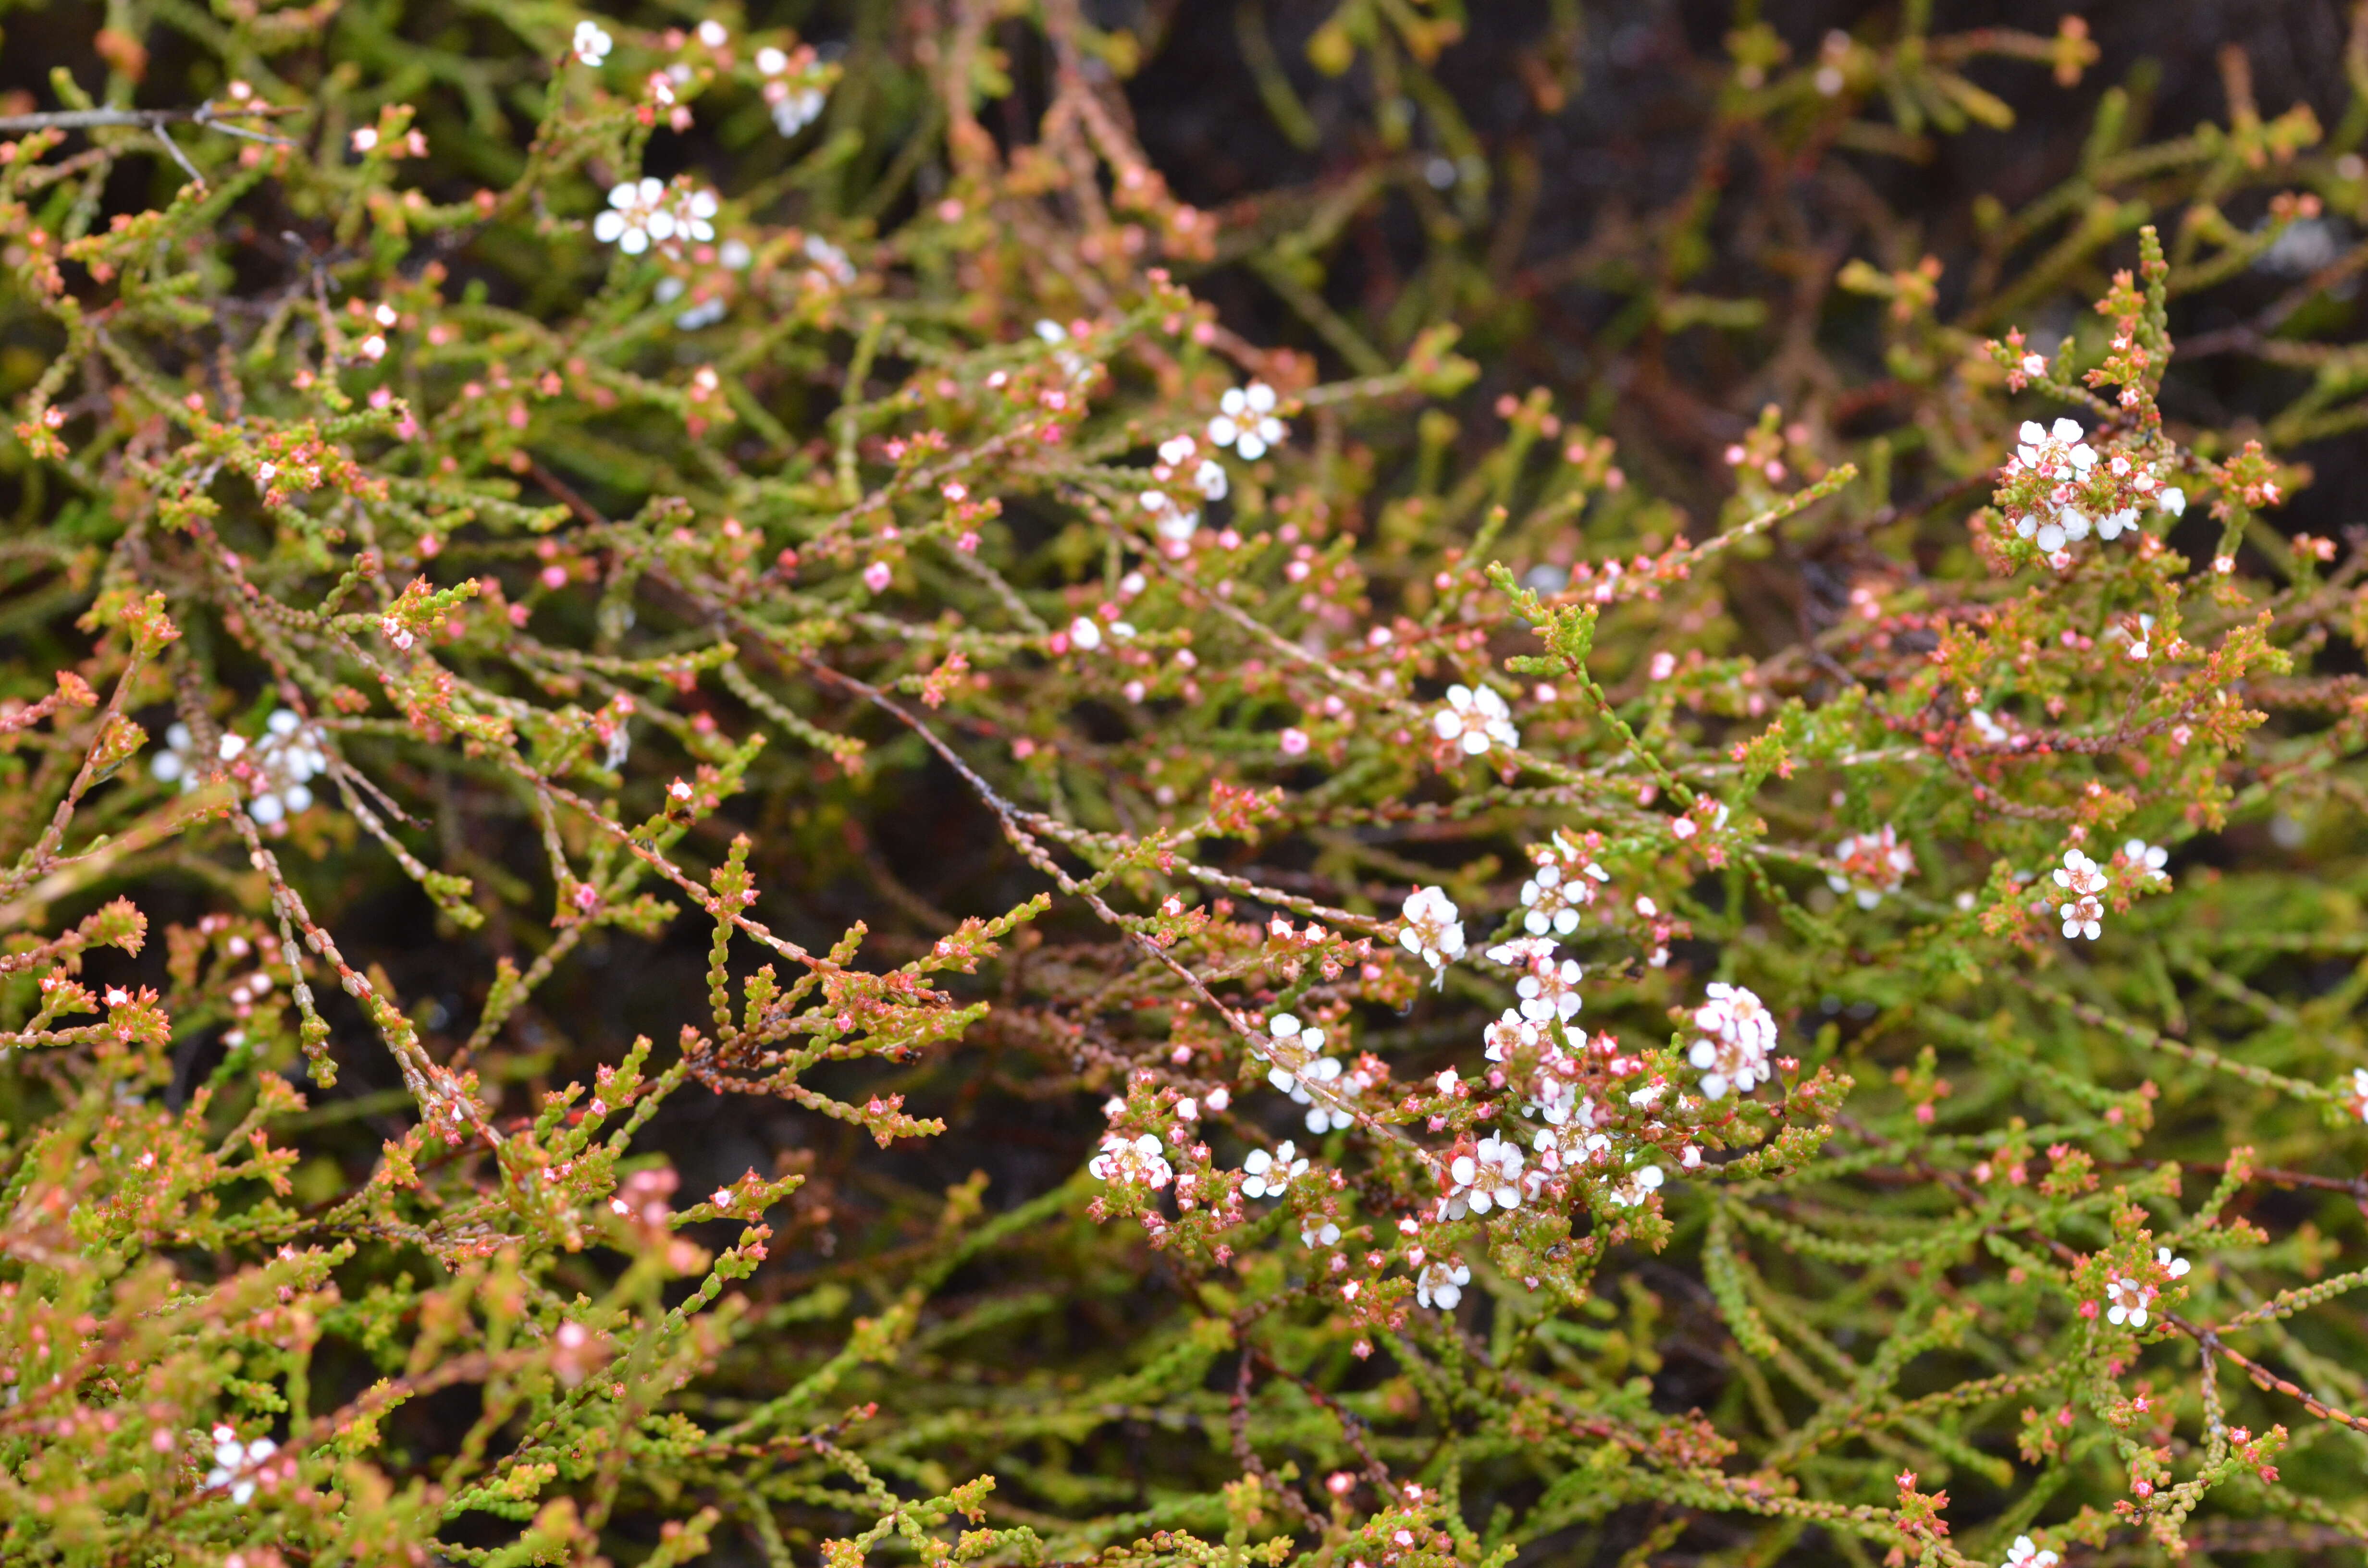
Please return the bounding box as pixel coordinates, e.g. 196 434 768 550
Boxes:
1067 616 1102 652
2096 507 2139 541
1485 935 1557 968
1300 1219 1342 1248
594 177 675 255
2002 1536 2059 1568
1483 1007 1548 1063
204 1432 279 1505
670 185 720 245
1416 1260 1470 1310
571 19 613 66
1264 1011 1323 1056
1444 1135 1525 1216
1966 708 2010 745
2156 1245 2191 1280
1827 824 1914 910
1209 382 1287 459
1088 1130 1173 1190
1240 1140 1307 1200
1270 1054 1352 1134
1516 957 1585 1023
756 45 789 75
1431 683 1519 756
1519 832 1607 934
802 234 855 285
1606 1164 1665 1207
2104 1273 2151 1327
2158 486 2186 518
1194 458 1229 500
772 87 827 137
1398 886 1465 975
2122 838 2169 884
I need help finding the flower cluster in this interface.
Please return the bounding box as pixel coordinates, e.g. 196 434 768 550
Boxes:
1827 824 1914 909
2053 848 2107 940
756 45 828 135
1997 416 2186 562
151 709 328 827
1688 983 1776 1100
1518 831 1609 935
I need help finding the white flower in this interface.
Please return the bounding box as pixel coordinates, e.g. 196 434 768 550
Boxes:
571 19 613 66
2122 838 2170 886
1416 1260 1470 1310
1688 982 1776 1101
1431 683 1519 756
2158 486 2186 518
2104 1273 2151 1327
158 710 325 826
2157 1245 2191 1280
2348 1066 2368 1123
1485 935 1557 968
1516 956 1585 1023
1300 1218 1342 1248
1207 383 1287 459
1605 1164 1665 1207
1967 707 2010 745
1444 1135 1525 1216
1398 886 1465 974
2002 1536 2059 1568
2053 848 2106 940
1194 458 1229 500
1270 1053 1352 1133
2095 507 2140 541
1263 1011 1324 1057
802 234 855 285
1827 824 1914 909
670 185 720 245
772 87 827 136
1067 616 1102 652
2005 418 2121 553
756 46 789 75
1088 1131 1172 1190
205 1430 278 1505
594 178 674 255
1483 1007 1548 1063
1240 1140 1307 1200
1519 832 1608 934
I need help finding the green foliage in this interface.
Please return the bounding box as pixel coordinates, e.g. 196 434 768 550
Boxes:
3 4 2368 1568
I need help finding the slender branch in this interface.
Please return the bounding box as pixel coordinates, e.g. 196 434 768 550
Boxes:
0 103 298 146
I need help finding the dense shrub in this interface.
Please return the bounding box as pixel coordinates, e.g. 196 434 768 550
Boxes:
5 3 2368 1566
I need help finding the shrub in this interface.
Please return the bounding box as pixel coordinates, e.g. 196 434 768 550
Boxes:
4 5 2368 1567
